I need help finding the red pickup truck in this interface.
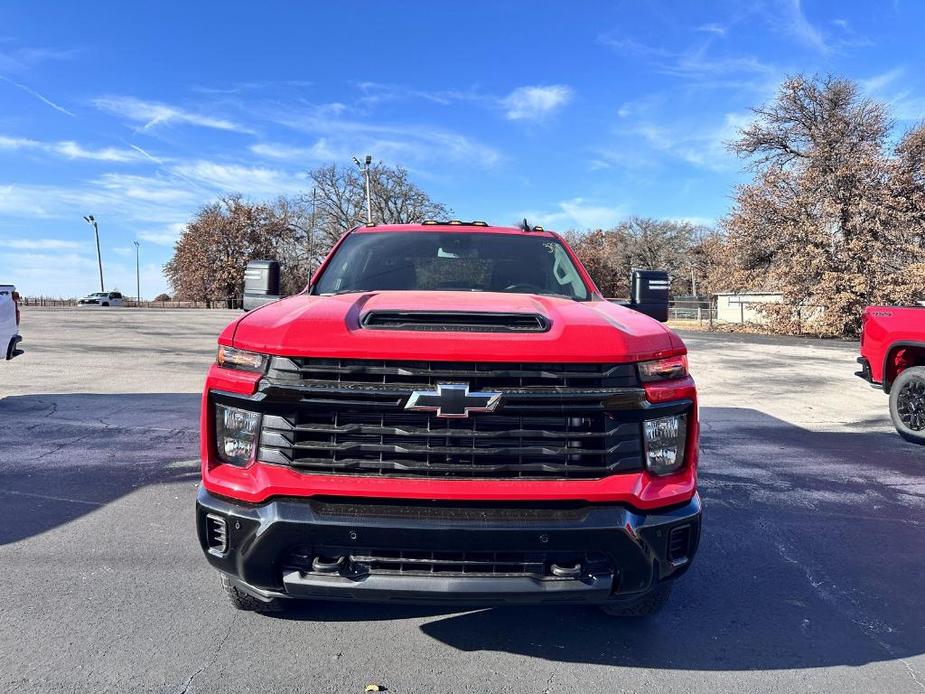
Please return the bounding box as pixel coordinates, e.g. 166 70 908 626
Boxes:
196 222 700 616
857 305 925 444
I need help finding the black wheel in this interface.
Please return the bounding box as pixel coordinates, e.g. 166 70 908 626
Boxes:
220 574 285 612
599 584 672 617
890 366 925 445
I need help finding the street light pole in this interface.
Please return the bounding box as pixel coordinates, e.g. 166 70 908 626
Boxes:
133 241 141 305
83 215 104 292
309 186 316 276
353 155 373 224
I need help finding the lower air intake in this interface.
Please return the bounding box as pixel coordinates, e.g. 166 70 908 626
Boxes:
205 514 228 555
668 524 691 564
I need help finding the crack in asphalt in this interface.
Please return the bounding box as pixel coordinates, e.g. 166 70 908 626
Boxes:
776 541 924 691
0 489 105 507
34 432 96 460
173 612 238 694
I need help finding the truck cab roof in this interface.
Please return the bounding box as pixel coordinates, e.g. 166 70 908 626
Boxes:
353 221 557 237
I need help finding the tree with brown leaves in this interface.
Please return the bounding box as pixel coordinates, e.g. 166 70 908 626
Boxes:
566 217 706 297
165 195 308 304
723 74 925 336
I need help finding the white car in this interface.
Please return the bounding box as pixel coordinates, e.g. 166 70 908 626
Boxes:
0 284 23 360
77 291 125 307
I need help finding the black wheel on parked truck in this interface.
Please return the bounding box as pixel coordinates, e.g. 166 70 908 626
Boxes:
599 584 672 617
890 366 925 445
220 574 285 612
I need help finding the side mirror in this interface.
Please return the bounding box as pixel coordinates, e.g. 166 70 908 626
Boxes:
243 260 281 312
629 269 670 322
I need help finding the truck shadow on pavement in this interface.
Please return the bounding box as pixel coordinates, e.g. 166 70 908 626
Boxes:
2 392 924 672
279 407 925 672
0 393 201 545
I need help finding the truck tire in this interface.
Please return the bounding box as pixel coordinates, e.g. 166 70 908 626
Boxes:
599 584 672 617
220 574 284 612
890 366 925 445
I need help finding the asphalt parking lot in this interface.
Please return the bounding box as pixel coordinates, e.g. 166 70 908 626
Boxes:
1 308 923 693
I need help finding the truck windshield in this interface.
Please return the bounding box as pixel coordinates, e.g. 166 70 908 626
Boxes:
313 232 590 300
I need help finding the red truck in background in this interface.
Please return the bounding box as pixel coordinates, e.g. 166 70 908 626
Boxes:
196 222 701 617
857 305 925 444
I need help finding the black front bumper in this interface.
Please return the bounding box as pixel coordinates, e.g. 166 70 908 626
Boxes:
196 487 701 606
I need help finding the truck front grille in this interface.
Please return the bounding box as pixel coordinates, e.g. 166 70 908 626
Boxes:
253 357 647 480
266 357 639 389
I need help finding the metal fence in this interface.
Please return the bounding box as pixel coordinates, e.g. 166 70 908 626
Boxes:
667 299 715 323
21 296 244 309
17 295 777 327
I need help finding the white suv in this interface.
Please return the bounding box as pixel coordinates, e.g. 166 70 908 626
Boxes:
77 291 125 307
1 285 23 360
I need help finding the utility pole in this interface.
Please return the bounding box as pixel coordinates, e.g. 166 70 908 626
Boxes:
353 154 373 224
83 215 105 292
309 186 316 275
133 241 141 305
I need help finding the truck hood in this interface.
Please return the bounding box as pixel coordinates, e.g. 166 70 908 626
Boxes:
229 291 683 363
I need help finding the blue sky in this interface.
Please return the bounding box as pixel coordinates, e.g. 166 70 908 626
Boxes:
1 1 923 297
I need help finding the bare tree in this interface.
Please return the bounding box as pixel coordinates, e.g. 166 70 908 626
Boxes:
306 161 451 271
165 162 451 301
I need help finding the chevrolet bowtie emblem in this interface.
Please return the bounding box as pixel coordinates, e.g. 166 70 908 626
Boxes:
404 383 502 418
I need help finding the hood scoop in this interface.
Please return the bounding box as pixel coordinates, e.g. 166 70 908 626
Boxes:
360 310 551 333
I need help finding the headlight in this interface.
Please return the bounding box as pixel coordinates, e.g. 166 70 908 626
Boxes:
639 355 688 382
215 404 261 466
643 413 687 476
216 345 268 372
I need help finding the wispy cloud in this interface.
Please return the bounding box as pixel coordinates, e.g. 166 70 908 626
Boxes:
266 102 502 167
502 85 573 121
138 222 186 246
0 75 75 116
598 35 674 60
0 238 83 250
520 198 628 231
0 134 143 162
858 66 925 121
0 175 198 223
95 173 201 204
696 23 728 37
0 43 77 73
858 67 904 94
773 0 830 54
190 79 313 95
250 139 340 162
93 95 253 133
355 81 573 123
171 161 306 196
625 111 751 171
599 32 780 93
356 82 488 108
